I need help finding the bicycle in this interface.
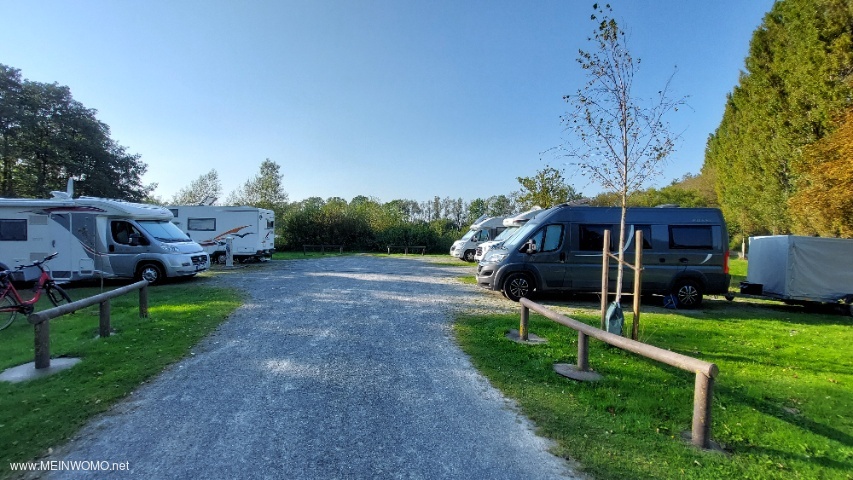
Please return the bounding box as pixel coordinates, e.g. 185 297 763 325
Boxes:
0 252 72 330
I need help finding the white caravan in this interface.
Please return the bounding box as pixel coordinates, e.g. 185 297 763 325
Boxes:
449 215 508 262
169 205 275 264
474 207 542 262
0 191 209 284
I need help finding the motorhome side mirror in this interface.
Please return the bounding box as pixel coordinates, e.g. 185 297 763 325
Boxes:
129 233 141 246
525 239 538 255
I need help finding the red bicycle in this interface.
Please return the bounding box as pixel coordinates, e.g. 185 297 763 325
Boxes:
0 252 72 330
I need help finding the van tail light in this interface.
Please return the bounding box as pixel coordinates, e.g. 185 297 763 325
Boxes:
724 250 730 274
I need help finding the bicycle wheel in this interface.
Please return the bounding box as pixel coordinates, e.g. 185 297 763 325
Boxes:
46 284 72 307
0 294 20 330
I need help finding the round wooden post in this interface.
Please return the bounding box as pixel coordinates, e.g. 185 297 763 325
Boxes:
577 332 589 371
519 303 529 341
692 373 714 448
632 230 643 340
99 300 111 338
139 284 149 318
34 320 50 369
600 229 611 329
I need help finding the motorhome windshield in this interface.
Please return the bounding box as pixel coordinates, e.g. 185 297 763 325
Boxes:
459 229 476 241
503 220 540 249
138 220 191 243
494 226 519 242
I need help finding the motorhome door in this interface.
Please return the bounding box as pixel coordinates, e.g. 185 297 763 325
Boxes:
107 220 147 277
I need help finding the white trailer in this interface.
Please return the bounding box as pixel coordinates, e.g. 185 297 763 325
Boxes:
168 205 275 264
741 235 853 314
0 192 209 284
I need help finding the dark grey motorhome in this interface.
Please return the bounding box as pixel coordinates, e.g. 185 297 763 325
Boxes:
476 206 731 308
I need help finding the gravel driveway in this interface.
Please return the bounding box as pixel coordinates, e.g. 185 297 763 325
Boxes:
48 255 583 479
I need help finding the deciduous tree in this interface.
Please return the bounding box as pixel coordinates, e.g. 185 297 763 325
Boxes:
562 4 682 306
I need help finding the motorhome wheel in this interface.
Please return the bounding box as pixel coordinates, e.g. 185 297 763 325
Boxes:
463 250 476 262
503 273 533 302
673 279 703 309
138 263 164 285
215 253 227 264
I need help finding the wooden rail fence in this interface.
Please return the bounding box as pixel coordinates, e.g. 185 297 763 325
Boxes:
27 280 150 369
386 245 426 255
518 297 719 449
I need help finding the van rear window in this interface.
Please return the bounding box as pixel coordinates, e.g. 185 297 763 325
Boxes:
0 219 27 241
669 226 713 249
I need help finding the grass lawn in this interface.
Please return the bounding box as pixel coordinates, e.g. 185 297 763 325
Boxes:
455 258 852 479
0 275 241 478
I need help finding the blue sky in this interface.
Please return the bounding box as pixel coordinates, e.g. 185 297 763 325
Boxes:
0 0 774 204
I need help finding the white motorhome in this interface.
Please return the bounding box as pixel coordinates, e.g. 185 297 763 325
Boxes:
449 215 508 262
0 191 209 284
168 205 275 264
474 207 542 262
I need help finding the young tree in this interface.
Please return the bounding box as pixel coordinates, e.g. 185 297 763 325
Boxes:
225 159 289 210
515 166 582 209
562 4 682 307
169 169 222 205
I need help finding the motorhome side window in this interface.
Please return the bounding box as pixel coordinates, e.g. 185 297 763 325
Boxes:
669 225 713 250
525 224 564 253
187 218 216 231
0 219 27 241
474 230 489 242
169 208 179 218
111 221 147 245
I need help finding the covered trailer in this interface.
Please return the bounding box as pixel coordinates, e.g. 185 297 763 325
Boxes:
741 235 853 314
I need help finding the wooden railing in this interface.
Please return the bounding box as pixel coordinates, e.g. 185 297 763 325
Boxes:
518 297 719 449
27 280 150 369
386 245 426 255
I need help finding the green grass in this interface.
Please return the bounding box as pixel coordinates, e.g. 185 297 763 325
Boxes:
0 276 241 477
454 292 852 479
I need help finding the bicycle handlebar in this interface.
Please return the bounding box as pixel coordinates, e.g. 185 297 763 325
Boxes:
8 252 58 270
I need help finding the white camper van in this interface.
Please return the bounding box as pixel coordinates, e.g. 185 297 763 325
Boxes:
0 192 209 284
168 205 275 264
449 215 508 262
474 207 542 262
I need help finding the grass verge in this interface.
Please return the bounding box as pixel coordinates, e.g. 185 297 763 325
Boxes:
455 264 852 479
0 276 241 477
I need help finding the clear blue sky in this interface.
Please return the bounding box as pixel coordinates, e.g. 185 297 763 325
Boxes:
0 0 774 204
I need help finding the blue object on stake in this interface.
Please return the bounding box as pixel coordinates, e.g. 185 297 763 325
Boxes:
605 301 624 336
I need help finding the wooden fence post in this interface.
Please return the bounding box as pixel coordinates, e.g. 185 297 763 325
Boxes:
632 229 643 340
692 373 715 448
34 321 50 369
139 284 149 318
519 303 529 341
99 300 111 337
600 229 611 329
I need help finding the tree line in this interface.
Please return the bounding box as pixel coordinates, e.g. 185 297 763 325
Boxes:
167 163 582 253
705 0 853 241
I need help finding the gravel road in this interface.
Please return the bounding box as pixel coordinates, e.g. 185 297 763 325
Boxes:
47 255 584 479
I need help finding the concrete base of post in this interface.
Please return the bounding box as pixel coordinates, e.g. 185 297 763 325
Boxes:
505 329 548 344
553 363 603 382
0 357 81 383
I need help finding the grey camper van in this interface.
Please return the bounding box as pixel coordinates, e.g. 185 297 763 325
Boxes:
476 206 731 308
